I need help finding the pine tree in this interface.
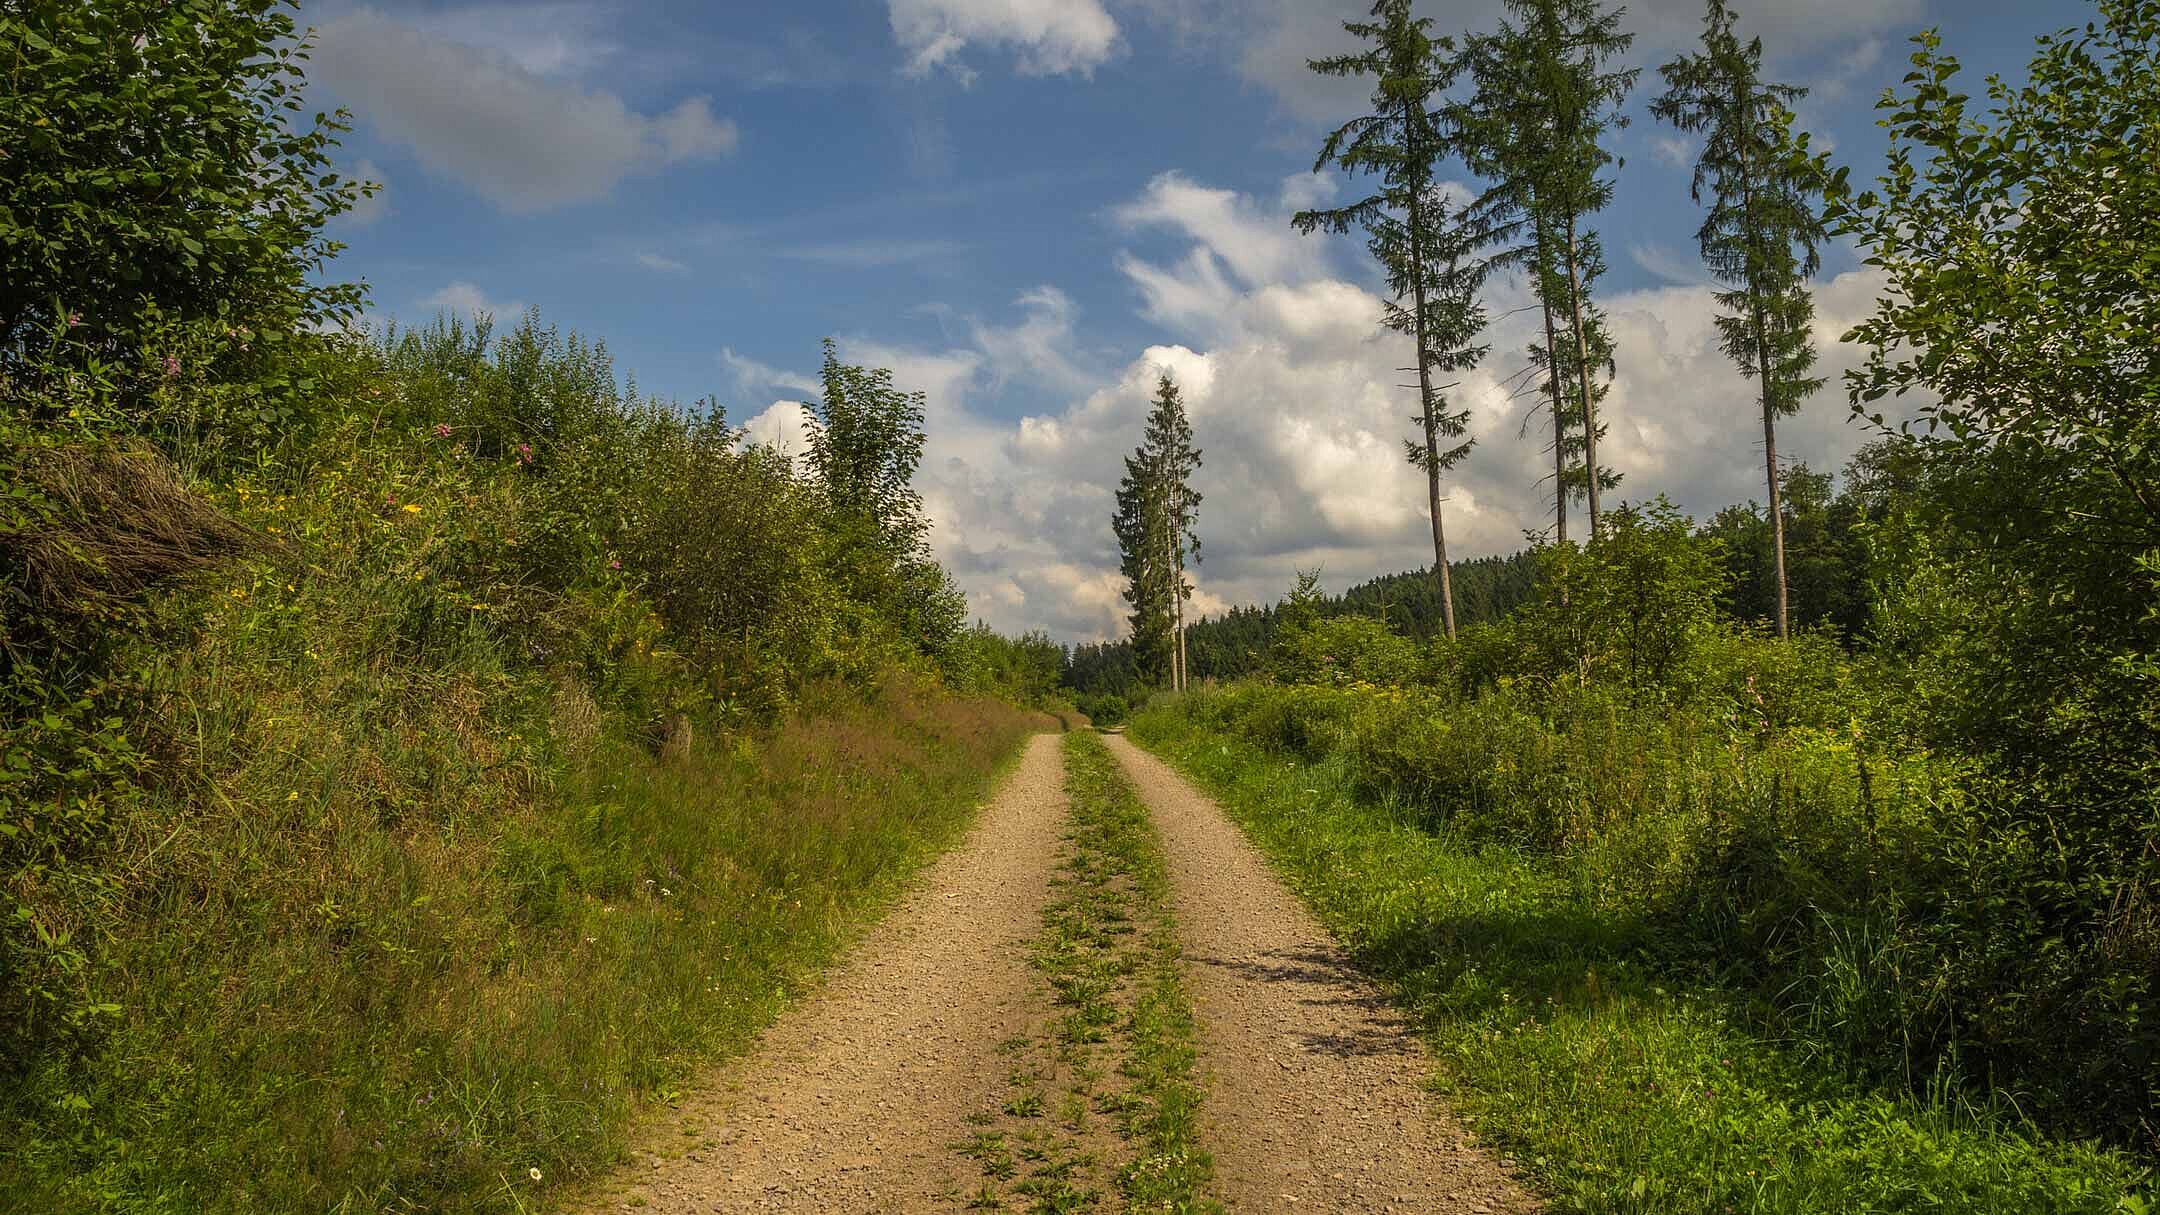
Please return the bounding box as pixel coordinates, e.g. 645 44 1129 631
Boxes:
1652 0 1827 637
1454 0 1634 540
1112 374 1203 689
1293 0 1488 639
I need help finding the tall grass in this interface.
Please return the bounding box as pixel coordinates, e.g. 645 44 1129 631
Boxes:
1131 699 2152 1213
6 647 1037 1212
0 320 1050 1212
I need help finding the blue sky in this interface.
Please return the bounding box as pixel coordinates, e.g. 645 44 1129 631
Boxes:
307 0 2087 639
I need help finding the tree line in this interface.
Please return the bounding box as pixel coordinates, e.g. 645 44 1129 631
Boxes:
1106 0 1842 690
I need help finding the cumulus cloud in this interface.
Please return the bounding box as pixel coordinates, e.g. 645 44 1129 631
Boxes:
889 0 1121 81
310 7 738 212
769 173 1898 642
722 347 823 401
416 281 527 322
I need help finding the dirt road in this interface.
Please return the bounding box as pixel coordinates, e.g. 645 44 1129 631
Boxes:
1103 734 1534 1214
581 730 1531 1213
585 734 1070 1213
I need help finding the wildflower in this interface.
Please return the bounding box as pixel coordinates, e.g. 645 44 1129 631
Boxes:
402 503 422 515
528 1167 542 1182
432 423 452 438
608 558 622 570
162 355 180 378
515 443 534 465
66 312 80 328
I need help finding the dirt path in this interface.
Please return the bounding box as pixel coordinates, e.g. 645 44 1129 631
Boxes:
1103 734 1537 1215
583 734 1069 1214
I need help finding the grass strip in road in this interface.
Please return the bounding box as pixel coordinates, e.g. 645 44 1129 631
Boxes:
1129 706 2152 1215
953 730 1219 1213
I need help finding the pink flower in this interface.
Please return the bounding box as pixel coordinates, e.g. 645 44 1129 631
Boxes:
515 443 534 466
66 312 80 328
162 355 180 378
608 559 622 571
432 423 453 438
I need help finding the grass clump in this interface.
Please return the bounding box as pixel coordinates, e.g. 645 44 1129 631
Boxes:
954 731 1217 1214
1131 700 2151 1214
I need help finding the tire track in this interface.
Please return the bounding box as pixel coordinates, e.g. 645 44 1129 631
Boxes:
1103 733 1537 1215
581 733 1069 1214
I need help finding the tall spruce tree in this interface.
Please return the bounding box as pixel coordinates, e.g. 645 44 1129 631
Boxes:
1652 0 1827 637
1112 374 1203 689
1293 0 1489 640
1454 0 1634 539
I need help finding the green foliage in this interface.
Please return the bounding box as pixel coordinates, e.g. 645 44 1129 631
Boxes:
1653 0 1828 636
1132 705 2151 1214
0 0 368 447
1 0 370 1080
1295 0 1487 635
945 624 1066 707
0 316 1048 1208
1062 552 1541 699
1451 0 1637 536
1517 497 1729 697
1113 373 1202 688
805 339 966 660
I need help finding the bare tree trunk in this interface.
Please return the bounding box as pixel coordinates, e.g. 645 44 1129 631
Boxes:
1429 459 1456 640
1540 290 1568 545
1404 129 1457 640
1163 514 1185 691
1175 562 1188 690
1566 214 1600 540
1734 80 1790 639
1755 302 1789 638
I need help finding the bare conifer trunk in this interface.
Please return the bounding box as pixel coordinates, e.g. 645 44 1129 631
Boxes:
1540 290 1569 544
1755 302 1790 638
1567 216 1600 539
1405 138 1459 639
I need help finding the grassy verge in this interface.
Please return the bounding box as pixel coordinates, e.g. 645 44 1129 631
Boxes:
951 730 1217 1213
4 672 1042 1214
1129 702 2152 1215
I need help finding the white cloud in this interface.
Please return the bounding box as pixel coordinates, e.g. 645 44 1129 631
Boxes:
889 0 1121 81
405 1 619 77
636 252 689 274
826 174 1900 642
1649 133 1699 170
310 7 738 212
416 281 527 323
721 347 822 400
970 286 1094 394
1114 171 1330 289
1629 241 1709 287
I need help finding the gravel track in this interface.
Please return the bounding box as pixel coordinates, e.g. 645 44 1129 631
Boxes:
580 734 1069 1214
1104 734 1537 1215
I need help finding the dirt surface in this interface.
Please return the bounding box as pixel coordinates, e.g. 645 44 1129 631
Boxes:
582 734 1069 1214
1104 734 1538 1215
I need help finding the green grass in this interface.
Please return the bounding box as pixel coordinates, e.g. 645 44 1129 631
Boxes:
1129 703 2154 1215
953 731 1217 1213
3 662 1040 1214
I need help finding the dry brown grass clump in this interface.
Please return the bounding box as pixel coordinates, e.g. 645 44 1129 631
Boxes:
6 441 258 617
